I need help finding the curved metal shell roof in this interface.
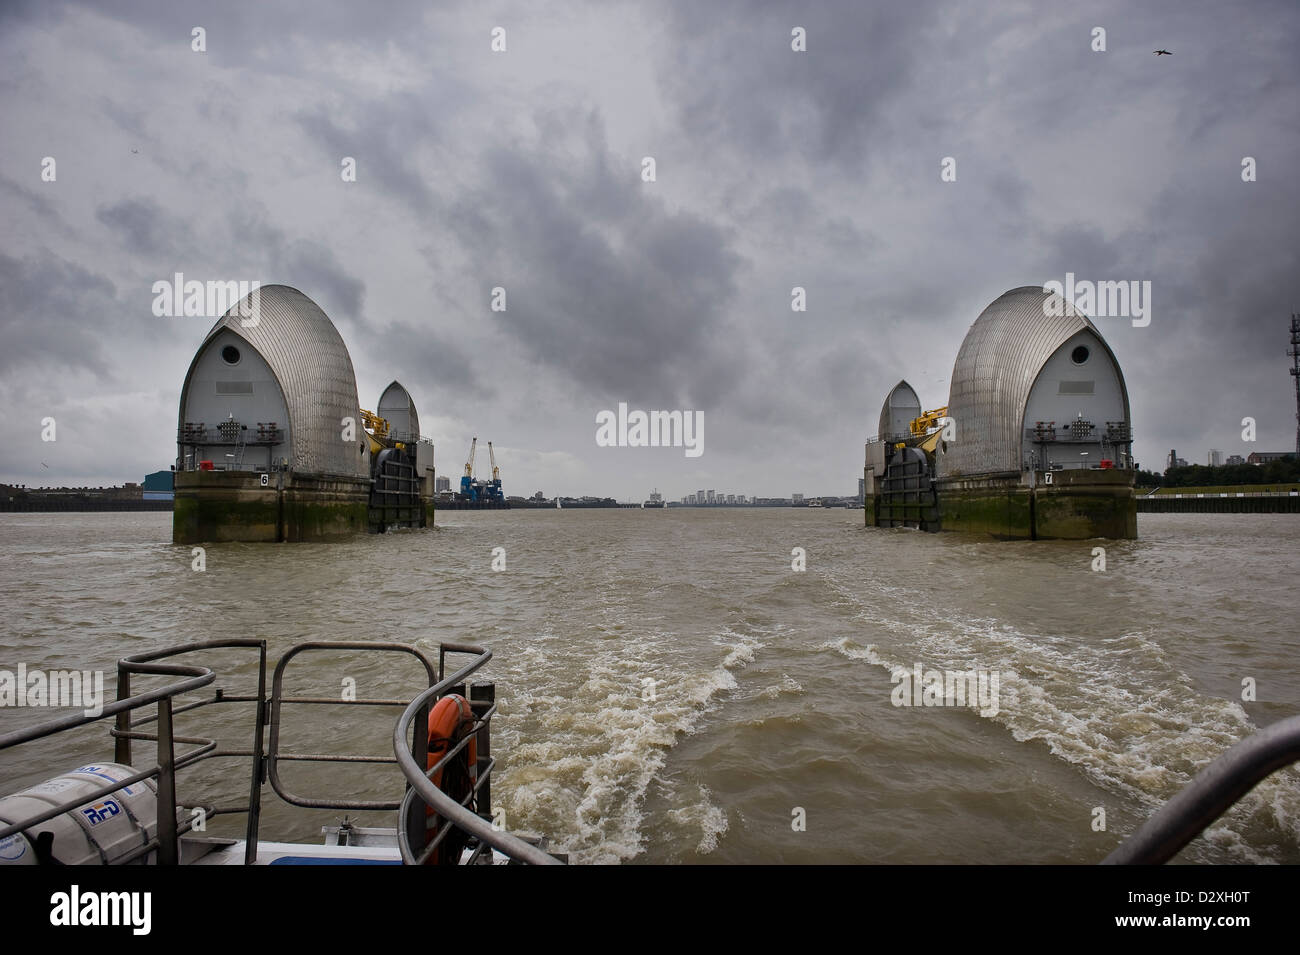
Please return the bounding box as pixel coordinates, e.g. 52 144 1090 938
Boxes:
879 379 921 440
183 285 368 479
936 286 1129 478
377 380 420 443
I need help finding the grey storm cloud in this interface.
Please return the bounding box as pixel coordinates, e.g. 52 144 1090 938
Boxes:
95 197 172 255
61 0 437 60
446 118 747 408
660 0 933 169
270 239 367 325
0 0 1297 493
365 321 478 396
88 197 368 329
0 175 69 237
0 251 117 378
219 207 368 325
296 100 443 217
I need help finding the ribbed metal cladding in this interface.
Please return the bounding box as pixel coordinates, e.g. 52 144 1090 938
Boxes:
937 286 1125 478
197 285 367 479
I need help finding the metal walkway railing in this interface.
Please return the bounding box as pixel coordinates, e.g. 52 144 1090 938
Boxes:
0 639 561 865
0 638 265 864
267 640 437 811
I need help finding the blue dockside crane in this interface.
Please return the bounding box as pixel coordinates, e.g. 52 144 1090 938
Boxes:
485 441 504 503
458 437 505 503
460 437 479 502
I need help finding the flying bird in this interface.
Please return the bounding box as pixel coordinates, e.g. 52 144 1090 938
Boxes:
1153 49 1172 55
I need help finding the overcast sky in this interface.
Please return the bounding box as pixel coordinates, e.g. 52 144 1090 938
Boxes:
2 0 1297 500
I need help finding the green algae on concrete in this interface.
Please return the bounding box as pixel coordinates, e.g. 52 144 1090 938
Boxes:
1033 487 1135 539
283 494 369 541
936 485 1035 539
936 468 1136 540
174 470 370 543
173 472 279 543
1031 468 1135 539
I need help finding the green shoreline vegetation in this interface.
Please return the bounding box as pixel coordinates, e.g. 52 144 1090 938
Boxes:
1136 455 1299 490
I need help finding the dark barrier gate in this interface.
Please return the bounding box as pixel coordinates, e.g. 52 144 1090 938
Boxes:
369 447 424 532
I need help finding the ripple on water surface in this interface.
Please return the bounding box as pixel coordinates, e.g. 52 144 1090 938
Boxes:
0 510 1297 863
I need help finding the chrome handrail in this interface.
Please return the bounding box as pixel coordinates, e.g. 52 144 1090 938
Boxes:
1104 714 1300 864
392 643 563 865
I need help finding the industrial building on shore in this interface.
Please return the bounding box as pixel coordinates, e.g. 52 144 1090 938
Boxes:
173 285 434 543
865 286 1137 539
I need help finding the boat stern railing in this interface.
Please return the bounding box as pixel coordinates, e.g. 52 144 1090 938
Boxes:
0 638 267 865
393 643 563 865
0 638 562 866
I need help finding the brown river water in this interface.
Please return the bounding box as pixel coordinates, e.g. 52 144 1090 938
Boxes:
1 509 1297 864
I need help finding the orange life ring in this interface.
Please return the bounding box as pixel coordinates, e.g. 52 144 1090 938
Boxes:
424 694 477 864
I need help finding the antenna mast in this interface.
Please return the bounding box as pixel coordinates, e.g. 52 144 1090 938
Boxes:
1290 314 1300 453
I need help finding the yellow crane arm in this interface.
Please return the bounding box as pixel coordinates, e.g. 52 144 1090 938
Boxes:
465 437 477 478
910 406 949 436
360 409 389 437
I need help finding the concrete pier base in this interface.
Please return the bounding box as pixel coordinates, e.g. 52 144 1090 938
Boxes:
935 469 1136 540
173 471 370 544
1031 469 1136 539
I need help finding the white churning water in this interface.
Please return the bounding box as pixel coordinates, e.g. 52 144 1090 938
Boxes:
0 510 1297 863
